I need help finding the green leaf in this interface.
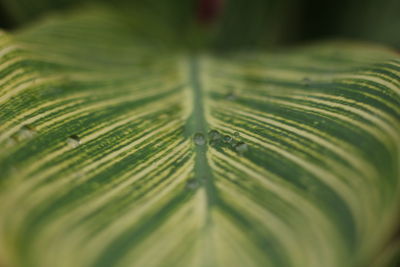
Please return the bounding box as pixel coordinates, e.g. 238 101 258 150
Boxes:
1 7 400 267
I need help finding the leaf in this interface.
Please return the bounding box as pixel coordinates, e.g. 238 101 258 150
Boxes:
1 7 400 267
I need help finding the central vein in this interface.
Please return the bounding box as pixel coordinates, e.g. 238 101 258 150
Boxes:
187 55 218 207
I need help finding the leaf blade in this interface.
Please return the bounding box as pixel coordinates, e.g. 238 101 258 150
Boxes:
0 8 400 267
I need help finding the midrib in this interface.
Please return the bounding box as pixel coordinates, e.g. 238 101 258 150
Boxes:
186 55 219 208
186 54 219 267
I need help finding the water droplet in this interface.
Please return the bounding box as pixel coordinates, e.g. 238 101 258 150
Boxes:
5 136 17 147
209 140 219 147
186 179 199 190
230 139 238 147
51 87 64 95
16 125 36 140
233 132 240 138
208 129 221 141
302 77 311 86
226 91 236 101
235 142 248 154
152 161 160 167
67 135 81 148
193 133 206 146
223 135 232 143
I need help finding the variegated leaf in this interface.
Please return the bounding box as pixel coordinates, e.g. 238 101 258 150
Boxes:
0 8 399 267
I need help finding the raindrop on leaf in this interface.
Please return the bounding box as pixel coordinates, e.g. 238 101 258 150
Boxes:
5 135 18 147
67 135 81 148
235 142 248 154
226 91 236 101
16 125 36 140
193 133 206 146
223 135 232 143
208 129 221 141
302 77 311 86
186 179 199 190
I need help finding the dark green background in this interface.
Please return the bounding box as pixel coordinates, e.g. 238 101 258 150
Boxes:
0 0 399 49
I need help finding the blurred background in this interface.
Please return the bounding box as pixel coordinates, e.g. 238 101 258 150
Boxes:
0 0 399 50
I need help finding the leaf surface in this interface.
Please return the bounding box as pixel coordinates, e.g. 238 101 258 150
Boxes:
0 8 400 267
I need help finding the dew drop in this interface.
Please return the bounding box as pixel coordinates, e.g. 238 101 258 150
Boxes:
235 142 248 154
230 139 238 147
223 135 232 143
302 77 311 86
233 131 240 138
67 135 81 148
16 125 36 140
208 129 221 141
152 161 160 167
226 91 236 101
51 87 64 95
193 132 206 146
5 136 17 147
186 179 199 190
209 140 219 147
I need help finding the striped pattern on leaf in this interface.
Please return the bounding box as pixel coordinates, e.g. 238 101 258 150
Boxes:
0 8 400 267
